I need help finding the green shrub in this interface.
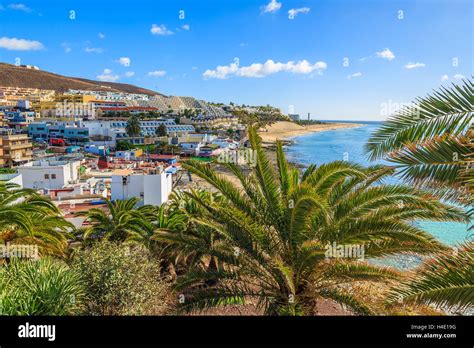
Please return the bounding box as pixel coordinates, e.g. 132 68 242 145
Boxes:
71 241 172 315
0 258 84 315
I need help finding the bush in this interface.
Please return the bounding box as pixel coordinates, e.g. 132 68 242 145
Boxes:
71 242 172 315
0 258 84 315
115 140 134 151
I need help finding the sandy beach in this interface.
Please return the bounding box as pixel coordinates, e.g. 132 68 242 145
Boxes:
258 121 363 143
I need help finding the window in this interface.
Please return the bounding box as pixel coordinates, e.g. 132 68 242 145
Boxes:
44 174 49 179
51 174 56 179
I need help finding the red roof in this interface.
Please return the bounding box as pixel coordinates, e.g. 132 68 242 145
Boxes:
148 154 177 159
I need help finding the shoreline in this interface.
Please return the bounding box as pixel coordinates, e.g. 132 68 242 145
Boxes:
258 121 364 144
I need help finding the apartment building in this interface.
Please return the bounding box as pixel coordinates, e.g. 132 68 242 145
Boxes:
0 86 55 105
28 122 89 143
6 111 36 130
0 133 33 167
84 119 194 146
37 94 97 120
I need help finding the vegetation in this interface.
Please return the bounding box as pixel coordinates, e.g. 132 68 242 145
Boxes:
232 109 290 127
126 114 141 138
388 242 473 312
135 143 157 153
156 124 168 137
71 241 171 315
0 168 17 174
0 258 84 315
115 140 134 151
366 80 473 312
0 183 73 258
155 127 465 315
366 79 473 203
295 120 324 126
76 198 151 243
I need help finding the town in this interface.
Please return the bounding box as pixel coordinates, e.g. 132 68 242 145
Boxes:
0 83 286 225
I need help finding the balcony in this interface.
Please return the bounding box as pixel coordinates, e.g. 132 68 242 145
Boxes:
3 142 33 150
3 149 33 159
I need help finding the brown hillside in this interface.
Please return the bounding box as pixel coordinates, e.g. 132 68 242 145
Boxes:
0 62 161 96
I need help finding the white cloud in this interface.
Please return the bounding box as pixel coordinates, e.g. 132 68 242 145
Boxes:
203 59 327 79
0 37 44 51
8 3 31 12
404 62 425 69
453 74 465 80
347 72 362 79
124 71 135 78
375 48 395 61
96 68 119 82
182 24 190 31
117 57 131 67
441 75 449 82
150 24 173 36
85 47 104 53
98 32 105 39
288 7 310 18
148 70 167 77
61 42 72 53
204 61 240 79
262 0 281 14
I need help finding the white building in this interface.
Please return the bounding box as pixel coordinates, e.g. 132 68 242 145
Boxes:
111 170 172 206
17 159 81 190
84 119 195 147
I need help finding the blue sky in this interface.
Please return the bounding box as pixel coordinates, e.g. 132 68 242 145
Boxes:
0 0 472 120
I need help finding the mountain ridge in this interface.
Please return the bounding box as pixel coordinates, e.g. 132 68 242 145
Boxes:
0 62 163 96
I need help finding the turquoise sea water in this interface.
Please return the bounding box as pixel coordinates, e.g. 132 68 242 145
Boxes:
284 122 471 248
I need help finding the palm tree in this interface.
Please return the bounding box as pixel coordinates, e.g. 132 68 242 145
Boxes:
76 198 151 243
157 127 466 315
126 115 141 138
365 79 473 202
0 183 73 258
365 80 473 315
156 124 167 137
387 242 473 312
152 189 226 274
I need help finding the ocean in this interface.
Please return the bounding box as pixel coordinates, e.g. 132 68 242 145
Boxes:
284 121 471 268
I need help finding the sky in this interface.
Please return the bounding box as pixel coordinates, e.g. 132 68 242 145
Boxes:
0 0 472 120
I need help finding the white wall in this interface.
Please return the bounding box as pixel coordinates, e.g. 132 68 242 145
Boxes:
84 121 121 146
111 172 172 206
18 161 80 189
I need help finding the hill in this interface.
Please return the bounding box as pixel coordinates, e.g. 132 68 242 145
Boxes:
0 62 161 96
